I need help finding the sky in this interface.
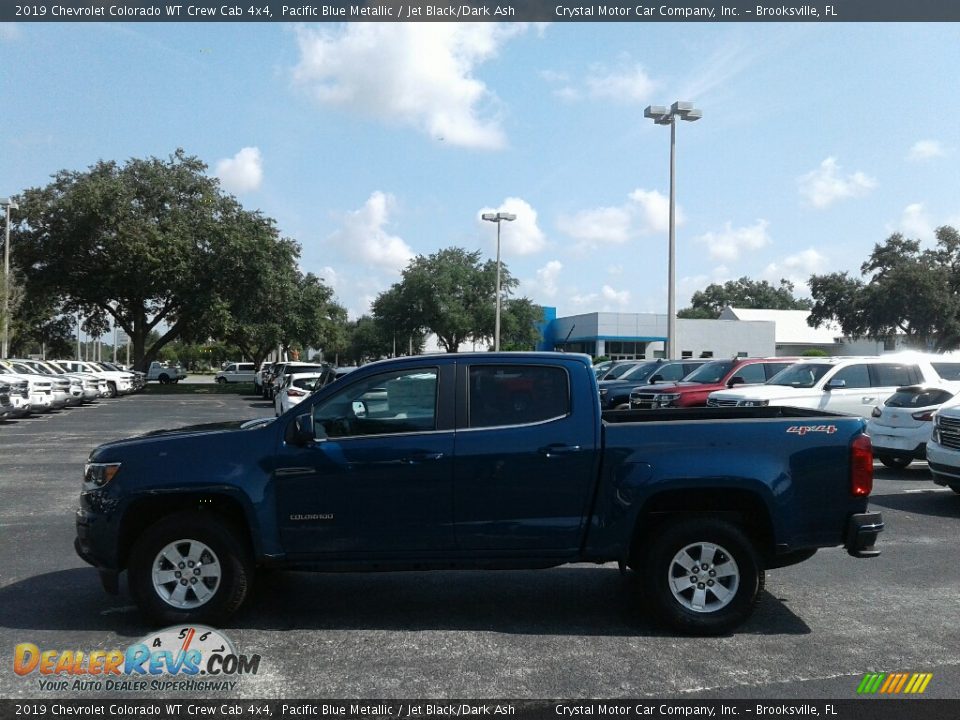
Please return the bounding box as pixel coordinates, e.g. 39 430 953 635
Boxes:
2 21 959 322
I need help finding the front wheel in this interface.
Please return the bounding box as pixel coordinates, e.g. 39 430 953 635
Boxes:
128 511 252 625
641 517 763 635
216 377 226 385
878 454 911 470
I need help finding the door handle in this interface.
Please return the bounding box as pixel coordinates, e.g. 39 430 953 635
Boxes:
402 452 445 464
538 444 581 458
862 396 876 403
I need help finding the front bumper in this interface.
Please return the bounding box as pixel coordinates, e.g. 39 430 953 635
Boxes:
845 511 884 558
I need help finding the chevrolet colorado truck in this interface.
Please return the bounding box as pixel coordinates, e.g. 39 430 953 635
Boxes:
76 352 882 635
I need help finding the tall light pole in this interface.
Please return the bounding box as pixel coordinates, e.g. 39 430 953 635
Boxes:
0 197 18 359
644 101 701 360
481 211 516 352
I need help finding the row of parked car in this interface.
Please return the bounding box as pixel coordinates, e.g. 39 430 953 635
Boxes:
0 358 145 420
212 360 356 417
595 352 960 492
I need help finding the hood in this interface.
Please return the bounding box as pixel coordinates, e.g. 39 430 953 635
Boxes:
710 384 808 401
91 417 275 456
632 381 705 393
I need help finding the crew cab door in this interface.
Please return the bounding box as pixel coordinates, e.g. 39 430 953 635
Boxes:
274 364 456 555
452 360 600 552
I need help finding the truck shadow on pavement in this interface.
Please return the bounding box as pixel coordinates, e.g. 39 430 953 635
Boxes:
867 488 960 519
0 566 811 637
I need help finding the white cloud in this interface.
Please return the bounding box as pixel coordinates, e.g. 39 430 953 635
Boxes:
895 203 934 241
525 260 563 299
215 147 263 194
628 188 676 234
585 62 657 104
292 24 530 149
544 58 657 105
478 197 546 256
0 24 22 41
760 248 828 299
558 188 678 248
798 157 876 209
601 284 631 307
697 220 771 262
557 205 633 245
907 140 945 162
328 191 414 273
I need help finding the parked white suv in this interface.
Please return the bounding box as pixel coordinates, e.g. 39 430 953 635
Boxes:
707 355 951 416
55 360 134 397
925 398 960 494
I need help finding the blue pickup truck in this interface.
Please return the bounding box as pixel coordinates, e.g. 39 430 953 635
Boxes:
76 352 882 635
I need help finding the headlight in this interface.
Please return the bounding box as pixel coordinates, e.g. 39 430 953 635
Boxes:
84 462 122 488
739 399 769 407
655 393 681 407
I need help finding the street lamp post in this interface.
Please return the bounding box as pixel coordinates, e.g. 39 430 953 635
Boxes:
643 101 701 360
0 197 19 359
481 211 517 352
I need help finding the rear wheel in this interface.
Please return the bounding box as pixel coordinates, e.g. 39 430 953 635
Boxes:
878 454 911 470
128 511 252 625
158 373 170 384
641 517 763 635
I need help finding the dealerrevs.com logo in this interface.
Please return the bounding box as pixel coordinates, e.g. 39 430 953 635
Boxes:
13 626 261 692
857 672 933 695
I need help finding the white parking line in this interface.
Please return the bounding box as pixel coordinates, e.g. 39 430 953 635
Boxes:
903 488 952 493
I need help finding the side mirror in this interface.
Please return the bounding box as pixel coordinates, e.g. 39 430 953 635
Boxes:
293 413 318 444
727 376 745 388
649 374 663 384
825 379 846 391
351 400 367 418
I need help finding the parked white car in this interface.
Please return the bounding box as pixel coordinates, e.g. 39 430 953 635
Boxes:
274 371 328 416
707 356 950 416
927 398 960 494
216 362 256 384
866 384 957 469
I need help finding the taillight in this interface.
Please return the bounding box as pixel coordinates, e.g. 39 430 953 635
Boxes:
911 410 935 421
286 388 306 397
850 433 873 497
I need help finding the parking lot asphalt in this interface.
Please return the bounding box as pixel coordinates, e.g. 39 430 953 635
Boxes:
2 392 959 701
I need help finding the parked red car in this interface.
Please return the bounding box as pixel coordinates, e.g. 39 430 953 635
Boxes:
629 357 799 409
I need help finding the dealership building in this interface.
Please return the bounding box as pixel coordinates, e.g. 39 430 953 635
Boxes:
537 307 904 359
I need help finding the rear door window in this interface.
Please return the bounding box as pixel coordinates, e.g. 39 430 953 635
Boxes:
871 363 922 387
468 365 569 428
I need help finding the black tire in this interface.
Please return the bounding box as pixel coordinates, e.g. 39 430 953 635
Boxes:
158 373 170 384
216 377 226 385
878 454 911 470
128 511 252 625
107 381 118 398
641 517 763 636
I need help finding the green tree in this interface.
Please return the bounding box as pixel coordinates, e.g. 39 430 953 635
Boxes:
12 150 300 370
678 277 811 319
499 298 545 351
373 247 522 352
808 227 960 351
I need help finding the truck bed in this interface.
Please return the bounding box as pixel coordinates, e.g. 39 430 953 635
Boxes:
602 405 843 423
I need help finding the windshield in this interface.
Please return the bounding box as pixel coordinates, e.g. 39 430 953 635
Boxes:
767 364 833 388
619 362 663 381
603 362 640 379
683 360 736 384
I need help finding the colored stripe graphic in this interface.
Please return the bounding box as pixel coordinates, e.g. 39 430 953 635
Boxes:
858 673 932 694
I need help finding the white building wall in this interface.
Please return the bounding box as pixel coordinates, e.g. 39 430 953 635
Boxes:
670 319 776 358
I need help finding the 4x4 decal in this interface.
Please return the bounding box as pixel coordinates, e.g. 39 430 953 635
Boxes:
786 424 838 436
